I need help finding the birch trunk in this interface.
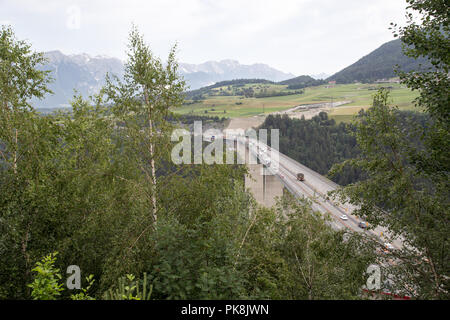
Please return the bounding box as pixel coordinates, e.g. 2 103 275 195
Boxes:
13 128 18 174
144 90 157 224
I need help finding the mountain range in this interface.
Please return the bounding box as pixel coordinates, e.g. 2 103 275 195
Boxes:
180 60 294 90
33 50 124 108
33 52 294 108
32 38 431 108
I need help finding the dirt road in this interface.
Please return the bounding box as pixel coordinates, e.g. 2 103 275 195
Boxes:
226 101 351 131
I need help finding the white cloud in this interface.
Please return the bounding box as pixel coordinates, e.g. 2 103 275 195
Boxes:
0 0 409 75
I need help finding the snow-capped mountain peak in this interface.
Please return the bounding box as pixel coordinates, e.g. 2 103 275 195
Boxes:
34 51 295 108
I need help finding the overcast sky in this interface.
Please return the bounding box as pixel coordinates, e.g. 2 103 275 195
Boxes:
0 0 409 76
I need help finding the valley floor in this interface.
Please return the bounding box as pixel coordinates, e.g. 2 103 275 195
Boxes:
176 83 420 123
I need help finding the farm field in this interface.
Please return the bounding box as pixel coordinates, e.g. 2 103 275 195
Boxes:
174 82 420 122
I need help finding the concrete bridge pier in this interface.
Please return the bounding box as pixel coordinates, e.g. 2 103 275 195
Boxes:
245 164 284 208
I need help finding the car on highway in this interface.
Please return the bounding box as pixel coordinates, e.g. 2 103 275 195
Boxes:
261 155 271 166
340 215 348 221
358 221 368 229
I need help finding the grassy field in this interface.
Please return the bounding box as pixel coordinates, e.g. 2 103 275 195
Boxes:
175 82 420 122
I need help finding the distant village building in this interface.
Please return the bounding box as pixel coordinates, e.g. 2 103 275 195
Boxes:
325 80 336 88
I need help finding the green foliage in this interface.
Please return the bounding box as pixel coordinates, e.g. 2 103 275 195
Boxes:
254 90 304 98
166 113 228 125
330 89 449 298
0 86 141 298
0 25 59 298
393 0 449 181
27 252 96 300
185 78 310 101
103 25 186 227
0 25 52 111
279 75 325 89
99 163 252 300
70 275 96 300
27 252 64 300
104 274 152 300
237 194 376 300
0 24 397 301
185 79 275 99
383 0 449 298
277 197 375 299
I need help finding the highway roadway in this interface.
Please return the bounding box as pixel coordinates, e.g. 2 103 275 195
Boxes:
233 136 403 250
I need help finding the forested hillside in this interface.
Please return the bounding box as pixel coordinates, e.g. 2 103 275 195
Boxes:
185 76 324 100
278 75 326 89
185 78 275 99
327 39 432 83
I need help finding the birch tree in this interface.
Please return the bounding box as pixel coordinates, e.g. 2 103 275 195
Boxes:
0 25 52 174
330 0 449 298
104 26 185 226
